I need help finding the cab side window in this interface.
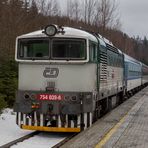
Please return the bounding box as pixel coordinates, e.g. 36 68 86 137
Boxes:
89 41 97 62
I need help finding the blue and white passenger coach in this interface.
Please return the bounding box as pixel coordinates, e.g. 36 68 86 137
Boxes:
124 54 142 92
14 25 126 132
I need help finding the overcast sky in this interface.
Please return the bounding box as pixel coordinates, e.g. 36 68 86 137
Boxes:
59 0 147 38
118 0 148 38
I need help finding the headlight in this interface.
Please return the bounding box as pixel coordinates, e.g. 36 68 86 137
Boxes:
24 93 30 99
44 24 57 36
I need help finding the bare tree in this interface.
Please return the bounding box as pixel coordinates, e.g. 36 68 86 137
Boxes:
0 0 26 59
45 0 60 16
34 0 45 14
72 0 81 22
83 0 96 24
66 0 75 19
95 0 120 33
23 0 30 12
34 0 61 17
66 0 81 22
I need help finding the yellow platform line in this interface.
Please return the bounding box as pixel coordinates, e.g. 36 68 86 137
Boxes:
95 114 127 148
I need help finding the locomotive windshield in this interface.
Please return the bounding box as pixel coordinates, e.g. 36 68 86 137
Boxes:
18 39 49 60
51 39 86 60
17 38 86 61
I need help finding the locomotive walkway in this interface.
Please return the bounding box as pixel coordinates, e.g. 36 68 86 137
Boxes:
61 86 148 148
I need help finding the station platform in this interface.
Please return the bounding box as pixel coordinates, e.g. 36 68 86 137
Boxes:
61 86 148 148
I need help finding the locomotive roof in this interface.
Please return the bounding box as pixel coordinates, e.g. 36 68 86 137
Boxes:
16 25 123 55
17 26 98 42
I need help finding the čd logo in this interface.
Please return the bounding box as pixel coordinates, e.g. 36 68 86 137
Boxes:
43 67 59 78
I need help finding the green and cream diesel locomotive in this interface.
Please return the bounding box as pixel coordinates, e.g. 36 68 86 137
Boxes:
14 25 124 132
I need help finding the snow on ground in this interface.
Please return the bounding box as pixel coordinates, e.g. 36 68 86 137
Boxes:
11 132 68 148
0 109 71 148
0 108 32 146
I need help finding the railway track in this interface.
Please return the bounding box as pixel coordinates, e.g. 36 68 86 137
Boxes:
0 131 76 148
0 131 39 148
52 133 78 148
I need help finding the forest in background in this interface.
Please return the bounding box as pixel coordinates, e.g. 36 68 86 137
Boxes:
0 0 148 111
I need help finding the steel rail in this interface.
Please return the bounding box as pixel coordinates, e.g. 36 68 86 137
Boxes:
52 133 78 148
0 131 40 148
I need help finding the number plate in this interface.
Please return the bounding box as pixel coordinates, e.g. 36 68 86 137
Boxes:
37 94 64 101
